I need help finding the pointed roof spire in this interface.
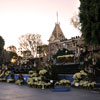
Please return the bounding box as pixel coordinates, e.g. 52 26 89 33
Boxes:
56 12 58 38
49 25 65 42
57 11 58 24
49 12 66 42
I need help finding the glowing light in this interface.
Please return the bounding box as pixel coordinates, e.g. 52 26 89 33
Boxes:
11 58 16 63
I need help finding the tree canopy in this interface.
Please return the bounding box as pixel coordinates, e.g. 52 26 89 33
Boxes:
71 14 81 31
7 45 17 52
79 0 100 45
19 33 43 58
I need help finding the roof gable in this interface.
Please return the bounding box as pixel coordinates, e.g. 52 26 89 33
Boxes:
49 23 65 42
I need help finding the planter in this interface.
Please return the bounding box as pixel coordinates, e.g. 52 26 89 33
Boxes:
52 86 71 92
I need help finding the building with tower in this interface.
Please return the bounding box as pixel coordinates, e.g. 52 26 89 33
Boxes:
48 22 66 58
48 14 83 59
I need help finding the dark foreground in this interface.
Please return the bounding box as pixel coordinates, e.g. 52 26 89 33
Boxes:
0 83 100 100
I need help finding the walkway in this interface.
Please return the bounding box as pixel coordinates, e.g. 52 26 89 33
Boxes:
0 83 100 100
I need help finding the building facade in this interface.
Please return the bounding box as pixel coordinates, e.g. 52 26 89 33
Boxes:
48 23 83 58
48 23 66 58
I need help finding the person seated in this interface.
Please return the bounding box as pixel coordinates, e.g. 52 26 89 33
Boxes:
15 74 24 85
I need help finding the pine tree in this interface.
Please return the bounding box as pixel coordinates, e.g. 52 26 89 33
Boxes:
79 0 100 45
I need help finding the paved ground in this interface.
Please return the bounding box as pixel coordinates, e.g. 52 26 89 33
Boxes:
0 82 100 100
